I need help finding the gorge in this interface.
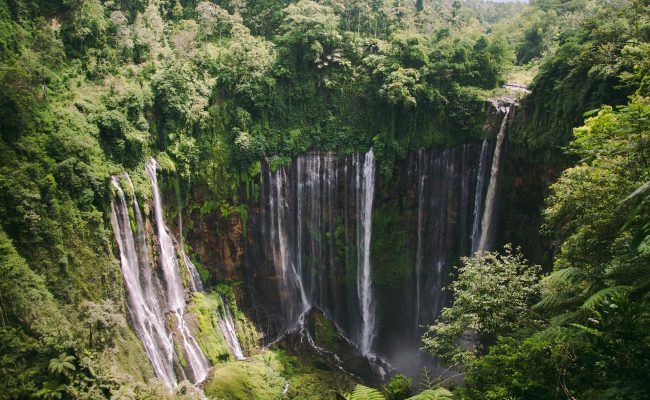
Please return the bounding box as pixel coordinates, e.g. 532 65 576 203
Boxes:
2 0 648 398
109 102 513 385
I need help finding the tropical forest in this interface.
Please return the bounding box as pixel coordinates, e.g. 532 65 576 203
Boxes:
0 0 649 398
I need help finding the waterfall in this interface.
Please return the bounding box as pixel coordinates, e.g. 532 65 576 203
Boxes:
250 142 505 364
255 151 377 355
110 177 177 387
414 150 425 334
145 159 209 384
268 165 309 328
477 107 510 251
356 149 376 356
410 144 487 349
471 140 491 253
295 153 338 311
216 294 245 360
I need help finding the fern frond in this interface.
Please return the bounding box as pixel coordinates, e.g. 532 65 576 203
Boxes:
535 325 574 341
581 285 633 310
533 291 572 310
406 388 454 400
542 267 583 284
569 323 603 337
622 180 650 202
343 384 386 400
548 311 576 326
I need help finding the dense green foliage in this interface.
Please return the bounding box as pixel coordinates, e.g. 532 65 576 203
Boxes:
512 0 650 159
343 384 453 400
383 374 414 400
423 246 541 367
425 52 650 400
2 0 649 398
0 0 517 396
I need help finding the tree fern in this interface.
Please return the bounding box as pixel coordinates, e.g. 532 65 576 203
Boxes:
533 267 584 310
569 323 604 337
48 353 75 376
541 267 583 284
406 388 453 400
343 384 386 400
581 285 633 310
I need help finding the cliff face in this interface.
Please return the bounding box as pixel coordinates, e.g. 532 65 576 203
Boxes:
184 186 245 282
498 144 561 270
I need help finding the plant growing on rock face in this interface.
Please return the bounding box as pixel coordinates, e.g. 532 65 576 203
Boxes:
423 245 541 368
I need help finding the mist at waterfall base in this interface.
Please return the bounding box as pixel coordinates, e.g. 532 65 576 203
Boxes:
244 107 509 379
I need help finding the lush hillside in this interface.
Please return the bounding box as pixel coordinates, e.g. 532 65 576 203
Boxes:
0 0 649 399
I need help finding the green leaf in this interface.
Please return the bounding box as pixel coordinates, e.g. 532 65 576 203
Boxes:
581 286 633 310
343 384 386 400
569 323 603 337
406 388 453 400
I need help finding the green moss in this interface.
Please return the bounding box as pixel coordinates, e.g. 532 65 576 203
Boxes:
190 255 210 286
188 293 232 364
204 348 356 400
204 353 285 400
177 248 191 290
113 326 156 382
127 204 137 235
234 314 258 354
308 312 343 354
273 348 355 400
238 203 248 238
199 200 220 218
214 284 259 353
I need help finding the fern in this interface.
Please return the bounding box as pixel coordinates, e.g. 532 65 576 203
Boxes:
541 267 582 284
48 353 76 376
419 367 437 391
406 388 454 400
569 323 604 337
581 285 633 310
533 267 585 310
343 384 386 400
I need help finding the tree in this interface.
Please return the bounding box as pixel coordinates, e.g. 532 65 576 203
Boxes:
109 11 134 56
62 0 108 52
151 60 211 131
379 67 421 107
280 0 341 64
78 300 125 349
211 23 275 102
384 374 413 400
423 245 541 367
459 96 650 399
133 2 165 61
196 1 233 39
